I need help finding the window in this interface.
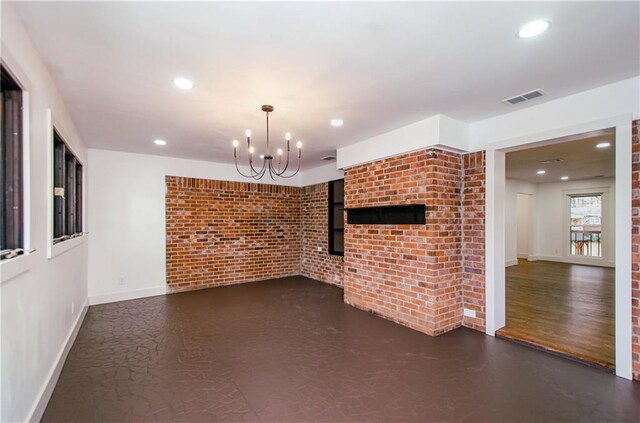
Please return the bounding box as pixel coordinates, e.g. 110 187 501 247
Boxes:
569 194 602 257
1 65 24 256
53 130 83 243
328 179 344 255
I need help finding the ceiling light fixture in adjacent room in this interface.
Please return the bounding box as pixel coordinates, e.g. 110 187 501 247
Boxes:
517 19 550 38
154 139 167 146
596 141 611 148
231 105 302 180
173 77 194 90
561 176 569 180
330 119 344 127
537 170 546 175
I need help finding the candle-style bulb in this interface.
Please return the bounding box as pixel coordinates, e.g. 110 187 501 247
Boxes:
285 132 291 141
245 129 252 138
277 148 283 156
296 140 303 149
249 146 255 154
232 139 239 148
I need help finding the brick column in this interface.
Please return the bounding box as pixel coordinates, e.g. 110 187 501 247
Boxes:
343 149 462 336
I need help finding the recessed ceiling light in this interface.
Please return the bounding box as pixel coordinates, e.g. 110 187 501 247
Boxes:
517 19 550 38
330 119 344 127
596 142 611 149
561 176 569 180
173 77 194 90
154 139 167 146
537 170 546 175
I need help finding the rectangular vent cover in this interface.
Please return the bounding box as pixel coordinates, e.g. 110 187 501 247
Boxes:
347 205 426 225
540 158 564 164
503 89 545 105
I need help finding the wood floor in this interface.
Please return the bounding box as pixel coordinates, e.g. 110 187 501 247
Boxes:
497 259 615 369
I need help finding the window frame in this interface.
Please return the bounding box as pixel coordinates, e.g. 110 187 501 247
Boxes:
1 64 25 259
52 128 84 245
561 187 610 265
328 178 344 256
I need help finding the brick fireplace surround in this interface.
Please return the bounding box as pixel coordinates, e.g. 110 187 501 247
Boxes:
166 119 639 380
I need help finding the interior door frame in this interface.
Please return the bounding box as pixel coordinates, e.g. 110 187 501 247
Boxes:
485 115 632 380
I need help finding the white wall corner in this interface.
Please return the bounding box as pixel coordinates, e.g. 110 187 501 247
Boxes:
89 286 167 306
336 114 470 169
27 300 89 423
299 162 344 187
436 114 470 152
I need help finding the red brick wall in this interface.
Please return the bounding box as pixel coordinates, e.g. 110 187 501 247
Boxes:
632 119 640 380
343 149 463 336
461 151 486 331
301 183 344 287
166 176 301 292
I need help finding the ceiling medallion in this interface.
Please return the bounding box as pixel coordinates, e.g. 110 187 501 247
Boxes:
232 105 302 180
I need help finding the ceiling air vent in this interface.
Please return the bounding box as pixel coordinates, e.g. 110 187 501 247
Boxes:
540 158 564 164
321 155 336 161
503 89 545 105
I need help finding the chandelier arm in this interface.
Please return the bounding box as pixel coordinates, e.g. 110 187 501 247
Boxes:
248 155 266 177
254 157 267 178
273 148 291 176
234 156 259 179
267 160 276 181
274 157 301 178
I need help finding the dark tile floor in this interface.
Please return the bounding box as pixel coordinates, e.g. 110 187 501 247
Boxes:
43 276 639 422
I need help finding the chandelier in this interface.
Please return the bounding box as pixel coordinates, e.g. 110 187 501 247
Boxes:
232 105 302 180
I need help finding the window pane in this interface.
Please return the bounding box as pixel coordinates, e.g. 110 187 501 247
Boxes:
53 135 65 238
333 206 344 230
332 179 344 203
569 195 602 257
1 85 23 250
65 153 76 235
75 163 83 232
328 179 345 255
333 230 344 253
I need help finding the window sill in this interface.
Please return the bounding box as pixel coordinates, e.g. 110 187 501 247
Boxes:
49 235 86 259
1 252 35 284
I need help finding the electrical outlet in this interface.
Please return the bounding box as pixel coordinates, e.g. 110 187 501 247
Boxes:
118 276 125 285
317 246 322 252
463 308 476 318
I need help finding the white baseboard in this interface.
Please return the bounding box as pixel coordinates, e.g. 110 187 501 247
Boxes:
505 259 518 267
28 298 88 423
89 286 167 305
529 255 615 268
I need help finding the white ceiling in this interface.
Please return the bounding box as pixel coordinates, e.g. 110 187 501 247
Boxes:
506 129 615 183
10 1 640 169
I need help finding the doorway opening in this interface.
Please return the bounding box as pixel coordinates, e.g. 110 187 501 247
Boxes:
495 129 616 371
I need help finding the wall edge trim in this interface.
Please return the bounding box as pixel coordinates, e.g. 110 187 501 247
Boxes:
89 286 167 306
27 298 89 423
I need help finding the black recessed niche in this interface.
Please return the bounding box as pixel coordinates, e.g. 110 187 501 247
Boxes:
346 205 426 225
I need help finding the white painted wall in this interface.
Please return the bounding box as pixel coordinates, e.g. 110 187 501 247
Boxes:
298 162 343 186
505 177 615 267
87 149 302 304
470 77 640 151
535 178 615 266
516 194 531 258
505 179 536 266
1 4 88 422
336 114 468 169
